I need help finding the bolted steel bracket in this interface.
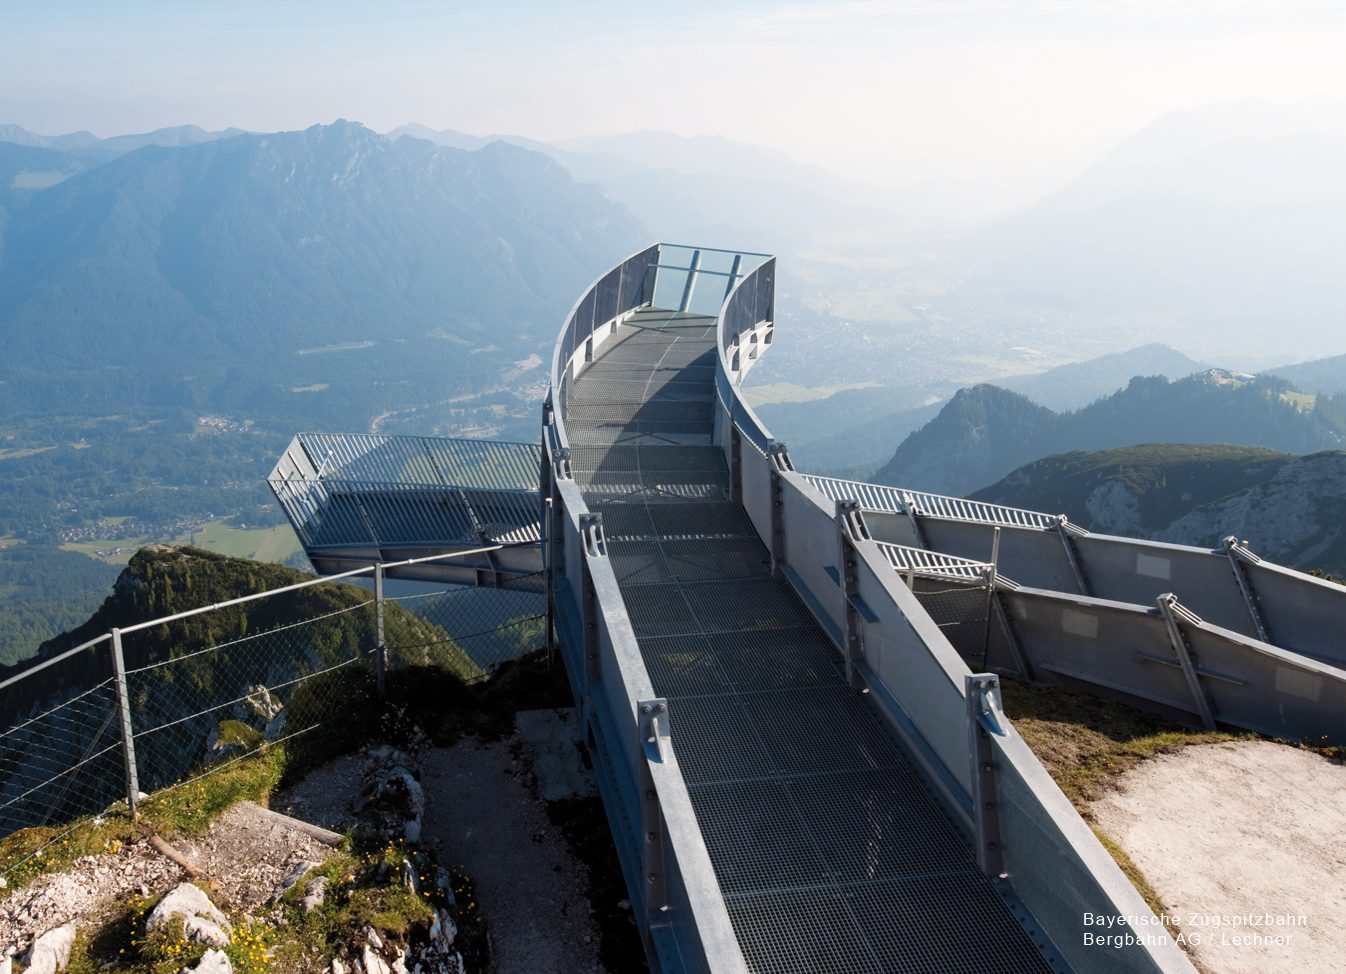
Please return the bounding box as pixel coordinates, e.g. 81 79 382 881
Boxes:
898 490 930 549
580 512 607 558
767 439 794 472
837 498 872 543
553 446 573 481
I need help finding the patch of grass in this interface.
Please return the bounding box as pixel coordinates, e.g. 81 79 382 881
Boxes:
173 521 302 564
213 720 264 752
0 817 139 892
999 678 1246 809
138 747 287 838
741 380 880 407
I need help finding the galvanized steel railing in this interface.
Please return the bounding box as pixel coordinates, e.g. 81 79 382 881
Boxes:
547 243 660 456
804 474 1059 528
543 243 752 974
269 433 543 551
715 256 776 455
877 542 994 583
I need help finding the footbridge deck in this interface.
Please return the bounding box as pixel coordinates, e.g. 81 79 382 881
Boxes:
559 306 1056 972
540 245 1196 974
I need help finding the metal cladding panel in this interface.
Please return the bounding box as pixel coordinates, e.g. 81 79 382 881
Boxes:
1244 560 1346 668
1001 590 1198 715
1182 622 1346 741
1072 536 1253 634
922 520 1080 593
992 731 1191 974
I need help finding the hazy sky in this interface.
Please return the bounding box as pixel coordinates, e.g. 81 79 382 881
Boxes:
4 0 1346 202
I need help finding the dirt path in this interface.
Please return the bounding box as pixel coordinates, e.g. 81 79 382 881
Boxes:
1091 741 1346 974
419 739 607 974
275 736 611 974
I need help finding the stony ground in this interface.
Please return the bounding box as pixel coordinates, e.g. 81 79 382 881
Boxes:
1091 740 1346 974
0 802 332 956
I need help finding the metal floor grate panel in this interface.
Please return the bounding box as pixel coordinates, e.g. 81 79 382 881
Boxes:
640 634 733 697
725 889 884 974
679 578 816 633
650 502 756 538
661 536 773 582
688 779 831 893
706 628 841 691
786 768 974 880
562 305 1057 974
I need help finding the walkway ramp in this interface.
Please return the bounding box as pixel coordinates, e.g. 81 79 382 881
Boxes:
562 306 1057 972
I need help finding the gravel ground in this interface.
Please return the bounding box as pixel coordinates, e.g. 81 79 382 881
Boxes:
1092 741 1346 974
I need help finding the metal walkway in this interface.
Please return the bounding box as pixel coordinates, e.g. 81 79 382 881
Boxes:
567 308 1055 973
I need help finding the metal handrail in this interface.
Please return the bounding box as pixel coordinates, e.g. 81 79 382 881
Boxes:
547 243 660 458
876 542 994 582
803 474 1059 529
714 258 777 454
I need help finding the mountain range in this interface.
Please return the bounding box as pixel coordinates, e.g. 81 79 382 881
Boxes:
873 372 1346 495
0 120 645 427
973 445 1346 575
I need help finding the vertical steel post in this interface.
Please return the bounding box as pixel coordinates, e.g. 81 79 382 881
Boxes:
729 425 743 506
1223 537 1270 643
966 674 1006 877
1055 516 1091 596
374 563 387 698
109 629 140 818
638 698 670 941
836 500 869 689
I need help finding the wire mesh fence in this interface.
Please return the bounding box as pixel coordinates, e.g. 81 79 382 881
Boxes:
122 597 377 796
0 642 126 841
912 580 993 668
0 550 546 880
385 572 546 683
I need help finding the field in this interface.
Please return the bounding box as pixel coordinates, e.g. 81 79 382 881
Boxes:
743 380 880 407
63 519 301 565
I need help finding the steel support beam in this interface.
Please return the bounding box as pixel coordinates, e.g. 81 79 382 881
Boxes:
1157 593 1216 730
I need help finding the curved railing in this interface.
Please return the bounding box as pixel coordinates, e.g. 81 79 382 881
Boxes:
542 244 751 974
714 257 777 454
546 244 659 459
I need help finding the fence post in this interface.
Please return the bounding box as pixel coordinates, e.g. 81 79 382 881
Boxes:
109 629 140 818
374 563 387 698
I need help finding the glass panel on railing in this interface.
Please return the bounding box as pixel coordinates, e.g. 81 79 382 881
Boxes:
596 268 620 327
696 249 739 275
686 271 733 317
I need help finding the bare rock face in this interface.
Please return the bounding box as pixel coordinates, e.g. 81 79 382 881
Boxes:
147 883 232 948
358 747 426 844
185 949 234 974
21 921 76 974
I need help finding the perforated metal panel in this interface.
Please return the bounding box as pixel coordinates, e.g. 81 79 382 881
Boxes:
562 307 1056 974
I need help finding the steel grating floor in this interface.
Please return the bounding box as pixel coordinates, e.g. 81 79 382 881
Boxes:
566 308 1056 973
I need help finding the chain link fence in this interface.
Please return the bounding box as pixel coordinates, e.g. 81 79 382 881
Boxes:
0 638 124 842
912 579 994 669
0 549 545 881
